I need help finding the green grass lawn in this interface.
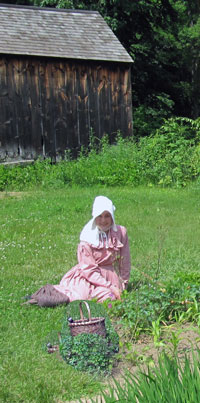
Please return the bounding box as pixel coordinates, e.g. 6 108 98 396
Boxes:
0 185 200 402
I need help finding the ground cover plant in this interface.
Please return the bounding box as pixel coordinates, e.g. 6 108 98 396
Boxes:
0 185 200 402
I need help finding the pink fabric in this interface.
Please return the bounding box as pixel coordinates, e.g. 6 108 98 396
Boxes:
54 225 131 302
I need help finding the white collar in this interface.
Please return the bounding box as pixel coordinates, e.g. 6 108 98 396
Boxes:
80 219 117 246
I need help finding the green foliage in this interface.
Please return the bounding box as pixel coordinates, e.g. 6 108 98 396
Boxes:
137 117 200 186
59 301 119 374
99 349 200 402
1 117 199 189
133 93 175 138
60 333 114 375
32 0 75 7
107 272 200 338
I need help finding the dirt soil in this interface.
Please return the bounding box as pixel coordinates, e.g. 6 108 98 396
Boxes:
113 323 200 377
0 191 29 199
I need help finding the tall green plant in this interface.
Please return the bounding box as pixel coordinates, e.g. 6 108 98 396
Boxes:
97 350 200 402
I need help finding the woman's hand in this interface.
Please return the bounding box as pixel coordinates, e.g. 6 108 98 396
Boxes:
110 285 121 300
121 281 128 291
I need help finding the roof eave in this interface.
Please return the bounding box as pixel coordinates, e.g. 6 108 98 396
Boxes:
0 50 133 64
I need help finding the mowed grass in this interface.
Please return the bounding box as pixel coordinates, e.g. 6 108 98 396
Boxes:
0 185 200 402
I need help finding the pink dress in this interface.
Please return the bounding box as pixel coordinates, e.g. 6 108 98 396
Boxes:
54 225 131 302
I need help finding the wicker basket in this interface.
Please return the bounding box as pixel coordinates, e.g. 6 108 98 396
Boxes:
68 301 106 338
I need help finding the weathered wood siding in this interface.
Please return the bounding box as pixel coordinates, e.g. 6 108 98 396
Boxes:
0 56 132 161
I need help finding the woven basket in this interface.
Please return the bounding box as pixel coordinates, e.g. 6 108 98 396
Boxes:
68 301 106 338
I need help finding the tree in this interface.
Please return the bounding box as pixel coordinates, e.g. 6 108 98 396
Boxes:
173 0 200 119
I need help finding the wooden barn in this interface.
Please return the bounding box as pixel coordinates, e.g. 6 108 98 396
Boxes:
0 4 133 162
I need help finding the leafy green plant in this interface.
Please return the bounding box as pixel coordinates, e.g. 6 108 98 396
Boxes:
166 329 183 356
138 117 200 187
173 310 189 324
107 272 200 339
60 332 115 375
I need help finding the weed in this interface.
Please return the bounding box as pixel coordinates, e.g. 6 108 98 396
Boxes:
167 329 183 356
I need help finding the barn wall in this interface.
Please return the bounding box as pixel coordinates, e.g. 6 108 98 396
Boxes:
0 56 132 161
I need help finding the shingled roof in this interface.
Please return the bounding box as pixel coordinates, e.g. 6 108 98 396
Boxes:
0 4 133 63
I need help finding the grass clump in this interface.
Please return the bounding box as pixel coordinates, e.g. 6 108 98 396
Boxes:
98 349 200 402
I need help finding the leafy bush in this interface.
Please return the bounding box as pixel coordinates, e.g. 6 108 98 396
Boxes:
59 301 119 375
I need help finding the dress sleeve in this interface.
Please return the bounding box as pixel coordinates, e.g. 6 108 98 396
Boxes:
119 227 131 284
77 242 112 288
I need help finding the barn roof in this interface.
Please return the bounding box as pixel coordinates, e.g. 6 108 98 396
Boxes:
0 4 133 63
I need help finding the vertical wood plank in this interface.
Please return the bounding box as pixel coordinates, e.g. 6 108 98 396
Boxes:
0 56 132 161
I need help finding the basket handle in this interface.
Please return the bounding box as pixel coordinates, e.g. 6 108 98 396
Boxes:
79 301 91 321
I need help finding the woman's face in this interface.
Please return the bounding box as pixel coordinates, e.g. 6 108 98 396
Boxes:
95 211 113 231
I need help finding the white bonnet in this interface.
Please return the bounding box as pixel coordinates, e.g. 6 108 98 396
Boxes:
80 195 117 245
91 196 117 230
